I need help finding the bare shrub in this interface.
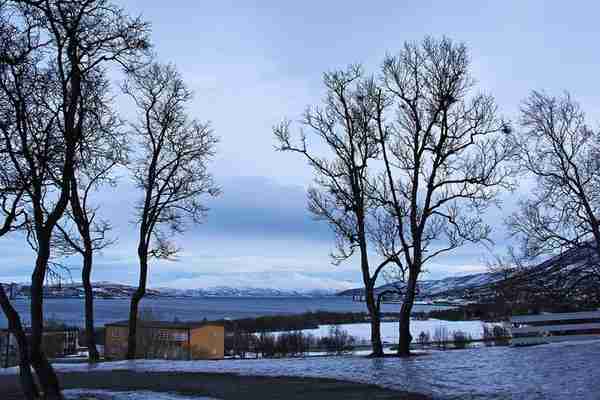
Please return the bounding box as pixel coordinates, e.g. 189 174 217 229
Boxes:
433 326 450 349
274 331 311 357
452 330 472 349
231 330 254 359
416 331 430 348
255 332 276 358
483 324 510 346
492 325 510 346
318 326 356 355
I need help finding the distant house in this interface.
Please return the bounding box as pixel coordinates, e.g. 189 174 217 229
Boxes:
1 327 79 368
104 320 224 360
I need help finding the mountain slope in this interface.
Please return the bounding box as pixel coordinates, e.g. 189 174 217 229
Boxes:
337 271 504 299
338 245 600 301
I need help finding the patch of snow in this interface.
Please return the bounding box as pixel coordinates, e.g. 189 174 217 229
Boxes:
63 389 218 400
2 341 600 399
296 319 492 342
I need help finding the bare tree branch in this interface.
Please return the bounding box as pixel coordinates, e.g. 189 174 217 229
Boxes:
123 62 219 359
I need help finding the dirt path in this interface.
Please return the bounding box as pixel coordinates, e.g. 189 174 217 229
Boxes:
0 370 430 399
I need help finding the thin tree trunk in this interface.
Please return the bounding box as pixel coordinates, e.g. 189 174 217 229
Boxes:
68 175 99 362
82 251 99 362
365 286 384 357
127 251 148 360
397 272 417 357
29 241 63 399
0 284 39 400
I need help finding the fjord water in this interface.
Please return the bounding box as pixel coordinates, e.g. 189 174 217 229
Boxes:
0 297 447 328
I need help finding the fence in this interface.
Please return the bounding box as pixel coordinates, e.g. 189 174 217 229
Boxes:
1 328 80 368
509 310 600 346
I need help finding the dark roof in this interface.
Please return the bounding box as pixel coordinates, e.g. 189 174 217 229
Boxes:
105 320 222 329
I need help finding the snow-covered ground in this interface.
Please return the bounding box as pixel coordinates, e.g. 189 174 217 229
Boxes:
304 319 492 343
64 389 218 400
3 340 600 399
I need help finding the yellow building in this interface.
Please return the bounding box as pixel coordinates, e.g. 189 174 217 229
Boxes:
104 320 224 360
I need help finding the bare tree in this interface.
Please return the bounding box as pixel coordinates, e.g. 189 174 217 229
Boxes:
55 72 124 363
0 0 149 397
123 63 219 359
508 91 600 260
373 37 516 356
0 65 37 398
274 66 400 357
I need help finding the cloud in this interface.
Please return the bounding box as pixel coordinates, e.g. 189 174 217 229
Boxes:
163 271 356 292
6 0 578 290
0 173 521 289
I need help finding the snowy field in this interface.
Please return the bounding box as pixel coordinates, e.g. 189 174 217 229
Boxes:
64 389 218 400
4 340 600 399
305 319 492 343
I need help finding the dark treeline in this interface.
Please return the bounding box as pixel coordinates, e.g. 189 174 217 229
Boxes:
219 311 369 333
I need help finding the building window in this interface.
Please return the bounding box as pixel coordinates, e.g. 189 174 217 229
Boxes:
171 332 187 342
112 329 120 338
157 330 170 341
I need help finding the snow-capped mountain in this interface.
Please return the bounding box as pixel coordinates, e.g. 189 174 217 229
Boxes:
3 282 338 299
336 271 504 299
5 245 597 301
338 245 600 300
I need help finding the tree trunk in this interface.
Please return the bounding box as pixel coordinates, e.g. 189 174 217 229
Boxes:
397 271 418 357
29 241 63 399
68 174 100 363
0 284 39 400
82 250 99 362
127 251 148 360
126 291 142 360
365 286 384 357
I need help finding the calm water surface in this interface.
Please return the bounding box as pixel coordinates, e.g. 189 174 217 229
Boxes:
0 297 447 328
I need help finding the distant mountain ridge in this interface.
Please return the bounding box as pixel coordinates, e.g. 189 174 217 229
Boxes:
5 246 597 301
336 271 503 300
338 245 600 301
4 282 338 299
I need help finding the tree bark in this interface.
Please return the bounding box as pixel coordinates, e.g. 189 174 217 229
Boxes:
0 284 39 400
68 175 100 363
365 286 384 357
127 250 148 360
82 250 99 362
358 216 384 357
29 240 63 399
397 271 417 357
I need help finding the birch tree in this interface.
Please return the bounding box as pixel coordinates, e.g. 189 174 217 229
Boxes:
274 66 400 356
374 37 516 356
123 63 219 359
505 91 600 304
0 0 149 397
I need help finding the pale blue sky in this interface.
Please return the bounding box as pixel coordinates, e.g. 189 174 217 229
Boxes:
2 1 600 290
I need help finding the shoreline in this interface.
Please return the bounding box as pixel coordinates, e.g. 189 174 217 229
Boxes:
0 370 430 400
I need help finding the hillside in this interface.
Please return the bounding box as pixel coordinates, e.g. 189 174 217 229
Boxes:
336 271 504 300
338 245 600 301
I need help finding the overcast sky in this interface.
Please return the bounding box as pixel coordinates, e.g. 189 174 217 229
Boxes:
2 0 600 291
